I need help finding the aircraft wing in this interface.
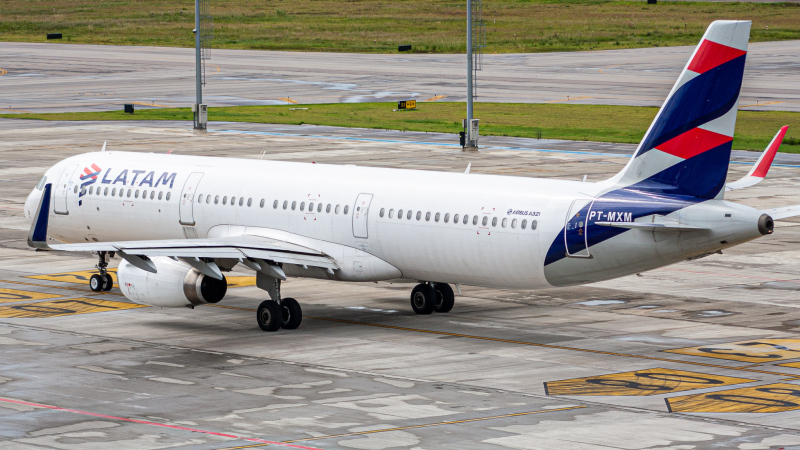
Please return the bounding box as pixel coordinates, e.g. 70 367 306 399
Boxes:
726 126 788 191
49 236 338 270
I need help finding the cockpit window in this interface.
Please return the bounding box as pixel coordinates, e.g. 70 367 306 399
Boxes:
36 176 47 190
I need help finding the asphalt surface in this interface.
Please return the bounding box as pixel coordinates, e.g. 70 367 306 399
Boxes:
1 120 800 448
1 40 799 113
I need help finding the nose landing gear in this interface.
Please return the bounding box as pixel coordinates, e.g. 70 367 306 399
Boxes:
410 282 455 314
89 251 114 292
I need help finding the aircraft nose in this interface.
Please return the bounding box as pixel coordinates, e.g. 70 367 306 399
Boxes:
24 189 39 225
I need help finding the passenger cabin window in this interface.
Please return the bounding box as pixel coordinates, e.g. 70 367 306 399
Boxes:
474 216 480 225
443 213 449 223
74 186 79 194
89 186 93 195
463 215 469 225
435 212 440 222
166 192 171 201
309 202 314 211
223 196 228 205
283 201 288 210
326 204 331 213
335 205 340 214
491 217 497 227
271 200 276 209
511 218 517 228
291 201 297 210
482 216 488 226
214 195 219 204
205 195 210 204
531 220 538 230
397 209 403 219
344 205 349 215
425 212 431 221
150 191 155 199
159 191 164 200
104 187 109 196
317 203 322 213
240 198 245 207
521 219 528 229
406 210 412 220
453 214 459 223
198 194 203 203
502 218 507 228
127 189 132 198
379 208 385 218
300 202 305 211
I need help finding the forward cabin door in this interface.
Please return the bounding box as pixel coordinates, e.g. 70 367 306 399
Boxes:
352 193 373 238
179 172 204 226
564 199 593 258
53 163 78 215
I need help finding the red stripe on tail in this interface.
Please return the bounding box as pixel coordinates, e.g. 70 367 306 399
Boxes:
655 127 732 160
687 39 746 74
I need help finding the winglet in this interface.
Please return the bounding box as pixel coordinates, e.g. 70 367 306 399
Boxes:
27 183 52 249
727 125 788 191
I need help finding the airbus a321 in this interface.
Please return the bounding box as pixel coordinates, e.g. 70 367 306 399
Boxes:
24 20 800 331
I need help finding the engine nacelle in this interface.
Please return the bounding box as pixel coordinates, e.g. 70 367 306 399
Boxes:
117 256 227 307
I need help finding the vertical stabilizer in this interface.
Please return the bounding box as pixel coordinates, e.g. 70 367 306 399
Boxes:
609 20 751 199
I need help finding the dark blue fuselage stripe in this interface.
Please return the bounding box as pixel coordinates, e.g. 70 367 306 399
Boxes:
637 55 746 156
544 189 705 267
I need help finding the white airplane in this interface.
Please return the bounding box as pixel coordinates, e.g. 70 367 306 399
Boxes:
24 20 800 332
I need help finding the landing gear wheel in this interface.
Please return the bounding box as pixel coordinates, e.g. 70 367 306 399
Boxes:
89 274 105 292
257 300 282 332
103 273 114 291
432 283 455 313
410 283 436 315
280 298 303 329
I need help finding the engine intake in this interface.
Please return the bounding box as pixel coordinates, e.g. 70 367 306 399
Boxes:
117 256 227 307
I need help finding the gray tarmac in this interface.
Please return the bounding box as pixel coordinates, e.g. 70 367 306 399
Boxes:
1 119 800 449
1 40 800 113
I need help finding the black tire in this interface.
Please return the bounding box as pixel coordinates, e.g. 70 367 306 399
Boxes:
257 300 282 332
280 298 303 330
410 284 436 314
103 273 114 291
432 283 455 313
89 274 104 292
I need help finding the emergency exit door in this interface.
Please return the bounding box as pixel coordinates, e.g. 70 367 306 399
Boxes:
179 172 204 226
352 193 373 239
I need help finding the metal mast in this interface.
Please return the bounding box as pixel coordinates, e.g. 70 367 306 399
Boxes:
464 0 484 149
194 0 202 129
465 0 473 148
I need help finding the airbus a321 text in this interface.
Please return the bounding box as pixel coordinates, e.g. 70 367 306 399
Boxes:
24 21 800 331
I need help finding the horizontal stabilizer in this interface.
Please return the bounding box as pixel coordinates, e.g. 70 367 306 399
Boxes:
595 221 708 231
763 204 800 221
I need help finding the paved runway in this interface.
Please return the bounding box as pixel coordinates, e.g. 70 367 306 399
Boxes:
2 40 800 113
2 119 800 448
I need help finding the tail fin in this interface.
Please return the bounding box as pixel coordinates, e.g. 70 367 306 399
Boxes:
609 20 751 199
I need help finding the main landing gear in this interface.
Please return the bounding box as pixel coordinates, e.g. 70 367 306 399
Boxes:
255 267 302 332
410 282 455 314
89 251 114 292
257 297 302 332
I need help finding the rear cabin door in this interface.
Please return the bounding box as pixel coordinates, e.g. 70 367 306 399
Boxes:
179 172 204 226
352 193 373 239
53 163 78 215
564 199 593 258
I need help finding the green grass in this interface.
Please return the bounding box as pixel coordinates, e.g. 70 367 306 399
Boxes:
1 0 800 53
3 102 798 152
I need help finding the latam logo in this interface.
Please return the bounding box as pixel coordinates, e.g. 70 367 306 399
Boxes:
77 165 178 205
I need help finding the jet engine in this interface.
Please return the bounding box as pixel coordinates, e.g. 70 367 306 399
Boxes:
117 256 227 307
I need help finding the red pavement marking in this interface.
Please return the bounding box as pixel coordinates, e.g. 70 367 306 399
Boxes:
0 397 323 450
